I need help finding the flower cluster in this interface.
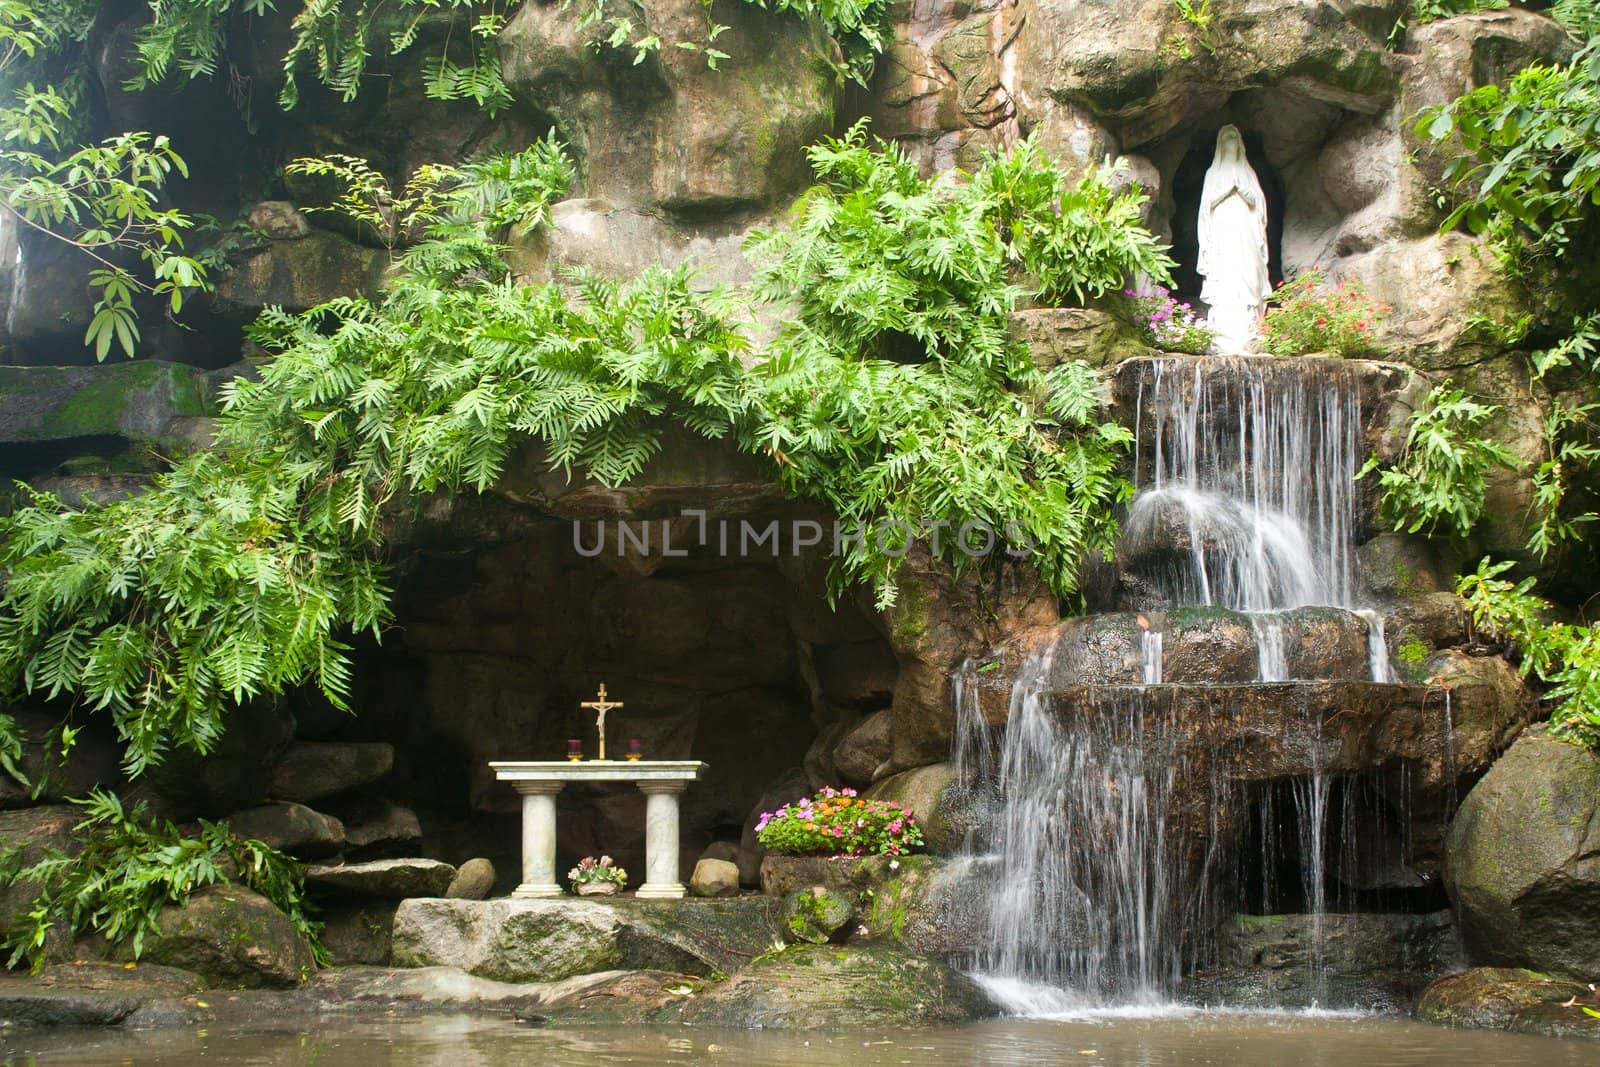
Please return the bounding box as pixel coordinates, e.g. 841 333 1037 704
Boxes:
1258 268 1390 357
567 855 627 887
755 786 925 858
1126 286 1216 354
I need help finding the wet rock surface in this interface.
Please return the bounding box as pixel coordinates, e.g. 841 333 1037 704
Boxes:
1186 912 1463 1010
652 943 998 1029
391 897 779 983
1416 967 1600 1039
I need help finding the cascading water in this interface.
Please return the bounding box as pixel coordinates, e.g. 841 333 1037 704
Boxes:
958 356 1418 1013
1140 628 1164 684
957 657 1203 1006
1124 358 1393 682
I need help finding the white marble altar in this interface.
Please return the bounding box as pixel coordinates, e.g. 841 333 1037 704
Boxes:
489 760 708 899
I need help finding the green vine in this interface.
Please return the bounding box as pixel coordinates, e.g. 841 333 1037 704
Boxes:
0 126 1166 772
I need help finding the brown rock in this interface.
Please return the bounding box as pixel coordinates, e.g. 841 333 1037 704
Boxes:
246 201 310 240
445 858 497 901
305 858 456 899
270 742 394 804
689 858 740 898
832 709 894 785
224 802 345 859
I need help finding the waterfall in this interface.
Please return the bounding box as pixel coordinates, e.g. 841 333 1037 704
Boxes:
1127 358 1360 616
958 656 1198 1005
1357 609 1396 684
1249 613 1288 683
1140 628 1164 684
956 357 1416 1012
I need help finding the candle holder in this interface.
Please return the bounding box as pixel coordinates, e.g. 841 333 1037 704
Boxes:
626 738 643 762
566 739 583 762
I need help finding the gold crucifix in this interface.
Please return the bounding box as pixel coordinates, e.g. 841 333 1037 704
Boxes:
580 684 624 761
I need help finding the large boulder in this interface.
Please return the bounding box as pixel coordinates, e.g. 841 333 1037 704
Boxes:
1445 730 1600 980
391 896 779 982
1416 967 1600 1039
1010 0 1397 148
499 0 836 213
119 885 315 988
208 228 388 326
653 943 998 1028
224 802 345 859
878 547 1056 770
832 709 893 785
508 199 767 294
269 742 395 803
859 854 991 957
0 362 209 454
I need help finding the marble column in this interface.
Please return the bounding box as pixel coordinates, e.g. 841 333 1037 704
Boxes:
511 780 564 898
635 780 688 899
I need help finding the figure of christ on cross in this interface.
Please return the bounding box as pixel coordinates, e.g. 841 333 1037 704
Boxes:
580 684 624 761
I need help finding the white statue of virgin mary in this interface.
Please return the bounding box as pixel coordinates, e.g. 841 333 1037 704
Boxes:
1196 125 1271 354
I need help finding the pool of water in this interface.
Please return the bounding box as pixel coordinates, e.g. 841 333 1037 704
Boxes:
4 1012 1593 1066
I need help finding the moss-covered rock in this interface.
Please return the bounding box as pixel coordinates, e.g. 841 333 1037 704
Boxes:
858 854 990 957
653 943 997 1029
499 0 836 213
117 884 315 989
1445 730 1600 980
1416 967 1600 1039
0 362 208 448
1011 306 1150 370
390 896 780 982
780 886 854 944
210 230 388 322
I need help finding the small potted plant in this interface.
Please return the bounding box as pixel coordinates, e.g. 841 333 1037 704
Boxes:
568 855 628 896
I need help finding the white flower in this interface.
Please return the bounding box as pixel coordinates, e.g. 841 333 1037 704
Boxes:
889 860 900 870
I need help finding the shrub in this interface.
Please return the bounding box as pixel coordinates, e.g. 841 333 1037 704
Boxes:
1357 380 1519 539
567 855 627 888
0 789 321 973
755 786 925 857
1258 269 1389 357
1126 286 1215 354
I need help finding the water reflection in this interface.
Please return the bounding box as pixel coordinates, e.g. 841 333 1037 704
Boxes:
4 1014 1593 1067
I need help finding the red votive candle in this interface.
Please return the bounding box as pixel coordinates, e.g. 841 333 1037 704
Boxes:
567 739 583 761
626 737 643 761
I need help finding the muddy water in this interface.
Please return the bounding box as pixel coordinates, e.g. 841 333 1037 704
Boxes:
5 1012 1594 1066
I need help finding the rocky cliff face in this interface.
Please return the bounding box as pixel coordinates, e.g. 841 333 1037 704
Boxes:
1 0 1592 999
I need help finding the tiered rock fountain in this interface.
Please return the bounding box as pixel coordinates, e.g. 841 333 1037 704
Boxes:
952 353 1470 1010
